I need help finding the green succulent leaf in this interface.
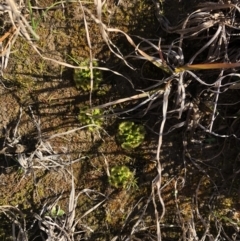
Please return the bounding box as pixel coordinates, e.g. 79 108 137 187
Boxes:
46 205 65 218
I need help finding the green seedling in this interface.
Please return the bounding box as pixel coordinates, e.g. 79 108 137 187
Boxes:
109 165 137 189
27 0 40 33
74 59 102 91
46 205 65 218
28 0 66 33
117 121 146 150
78 108 103 131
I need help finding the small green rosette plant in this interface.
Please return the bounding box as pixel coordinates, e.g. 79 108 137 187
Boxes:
117 121 146 150
74 59 102 91
109 165 137 189
78 108 103 131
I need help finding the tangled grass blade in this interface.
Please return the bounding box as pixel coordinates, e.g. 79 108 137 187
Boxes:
176 62 240 72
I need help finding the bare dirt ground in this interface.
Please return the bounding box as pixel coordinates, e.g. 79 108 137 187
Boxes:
0 0 240 240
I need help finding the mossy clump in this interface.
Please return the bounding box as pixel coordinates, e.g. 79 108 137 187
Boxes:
109 165 137 189
78 108 103 131
117 121 146 150
74 59 102 91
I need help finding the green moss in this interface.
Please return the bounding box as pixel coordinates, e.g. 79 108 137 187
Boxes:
117 121 146 150
74 59 102 91
96 84 111 96
78 108 103 131
53 8 66 21
109 165 137 189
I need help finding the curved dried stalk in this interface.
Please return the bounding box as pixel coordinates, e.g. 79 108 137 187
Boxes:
0 205 28 241
36 174 106 241
0 0 40 69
